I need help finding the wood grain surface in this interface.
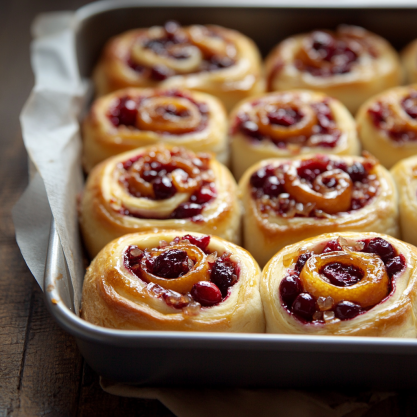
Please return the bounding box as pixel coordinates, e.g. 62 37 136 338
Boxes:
0 0 414 415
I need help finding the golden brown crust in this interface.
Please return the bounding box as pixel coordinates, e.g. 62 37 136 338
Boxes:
230 90 360 180
239 154 399 268
82 88 228 173
356 85 417 169
81 231 265 332
391 155 417 247
265 26 402 114
80 145 241 258
93 25 265 112
261 232 417 337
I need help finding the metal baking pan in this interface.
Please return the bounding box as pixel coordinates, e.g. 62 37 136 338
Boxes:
44 0 417 388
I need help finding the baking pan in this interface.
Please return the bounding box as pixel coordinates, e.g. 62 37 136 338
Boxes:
44 0 417 388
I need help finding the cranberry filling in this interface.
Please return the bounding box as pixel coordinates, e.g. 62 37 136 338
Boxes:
250 156 377 218
152 176 176 200
124 245 144 277
182 234 210 252
280 236 406 323
297 156 330 182
268 108 303 126
295 252 312 272
386 254 406 277
171 203 204 219
402 92 417 119
123 235 239 311
362 237 395 263
211 257 238 297
191 281 222 306
368 93 417 142
334 301 361 320
292 293 316 321
280 275 302 306
128 22 236 78
109 97 138 127
298 30 360 77
235 100 339 148
320 262 364 287
323 239 343 253
150 249 190 278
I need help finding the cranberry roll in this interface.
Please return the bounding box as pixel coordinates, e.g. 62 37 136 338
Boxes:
391 155 417 247
357 85 417 169
239 154 399 267
402 39 417 84
261 232 417 337
80 145 240 258
265 25 402 114
93 22 264 111
230 90 360 179
81 231 264 332
82 87 228 173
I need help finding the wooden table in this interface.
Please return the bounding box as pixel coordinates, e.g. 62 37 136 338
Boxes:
0 0 415 415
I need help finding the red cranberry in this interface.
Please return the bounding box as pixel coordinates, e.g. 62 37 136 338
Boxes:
172 203 203 219
292 293 316 321
386 254 406 277
240 120 262 139
124 245 144 274
331 160 348 172
141 170 159 182
250 167 272 189
320 262 364 287
363 238 395 263
191 281 222 306
280 275 303 307
368 103 385 128
210 258 237 297
402 96 417 119
153 176 176 200
267 108 302 126
262 176 284 197
295 252 312 272
150 65 172 81
347 162 367 182
334 301 361 320
297 156 329 181
323 239 343 253
152 249 189 278
182 234 210 252
109 97 138 127
191 186 216 204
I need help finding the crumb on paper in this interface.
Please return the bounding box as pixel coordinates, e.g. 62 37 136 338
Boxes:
52 298 59 305
47 284 54 292
56 273 63 281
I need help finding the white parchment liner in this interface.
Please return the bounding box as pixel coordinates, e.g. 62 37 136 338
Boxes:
13 11 89 313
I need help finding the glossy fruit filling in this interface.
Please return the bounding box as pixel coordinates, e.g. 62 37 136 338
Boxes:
279 237 406 323
108 89 208 133
126 21 236 80
234 98 340 149
118 147 216 220
250 155 379 218
124 235 239 311
368 91 417 143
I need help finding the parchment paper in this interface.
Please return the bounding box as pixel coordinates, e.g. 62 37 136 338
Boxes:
14 11 90 313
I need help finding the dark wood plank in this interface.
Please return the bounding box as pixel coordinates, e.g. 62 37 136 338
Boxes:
16 283 83 416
